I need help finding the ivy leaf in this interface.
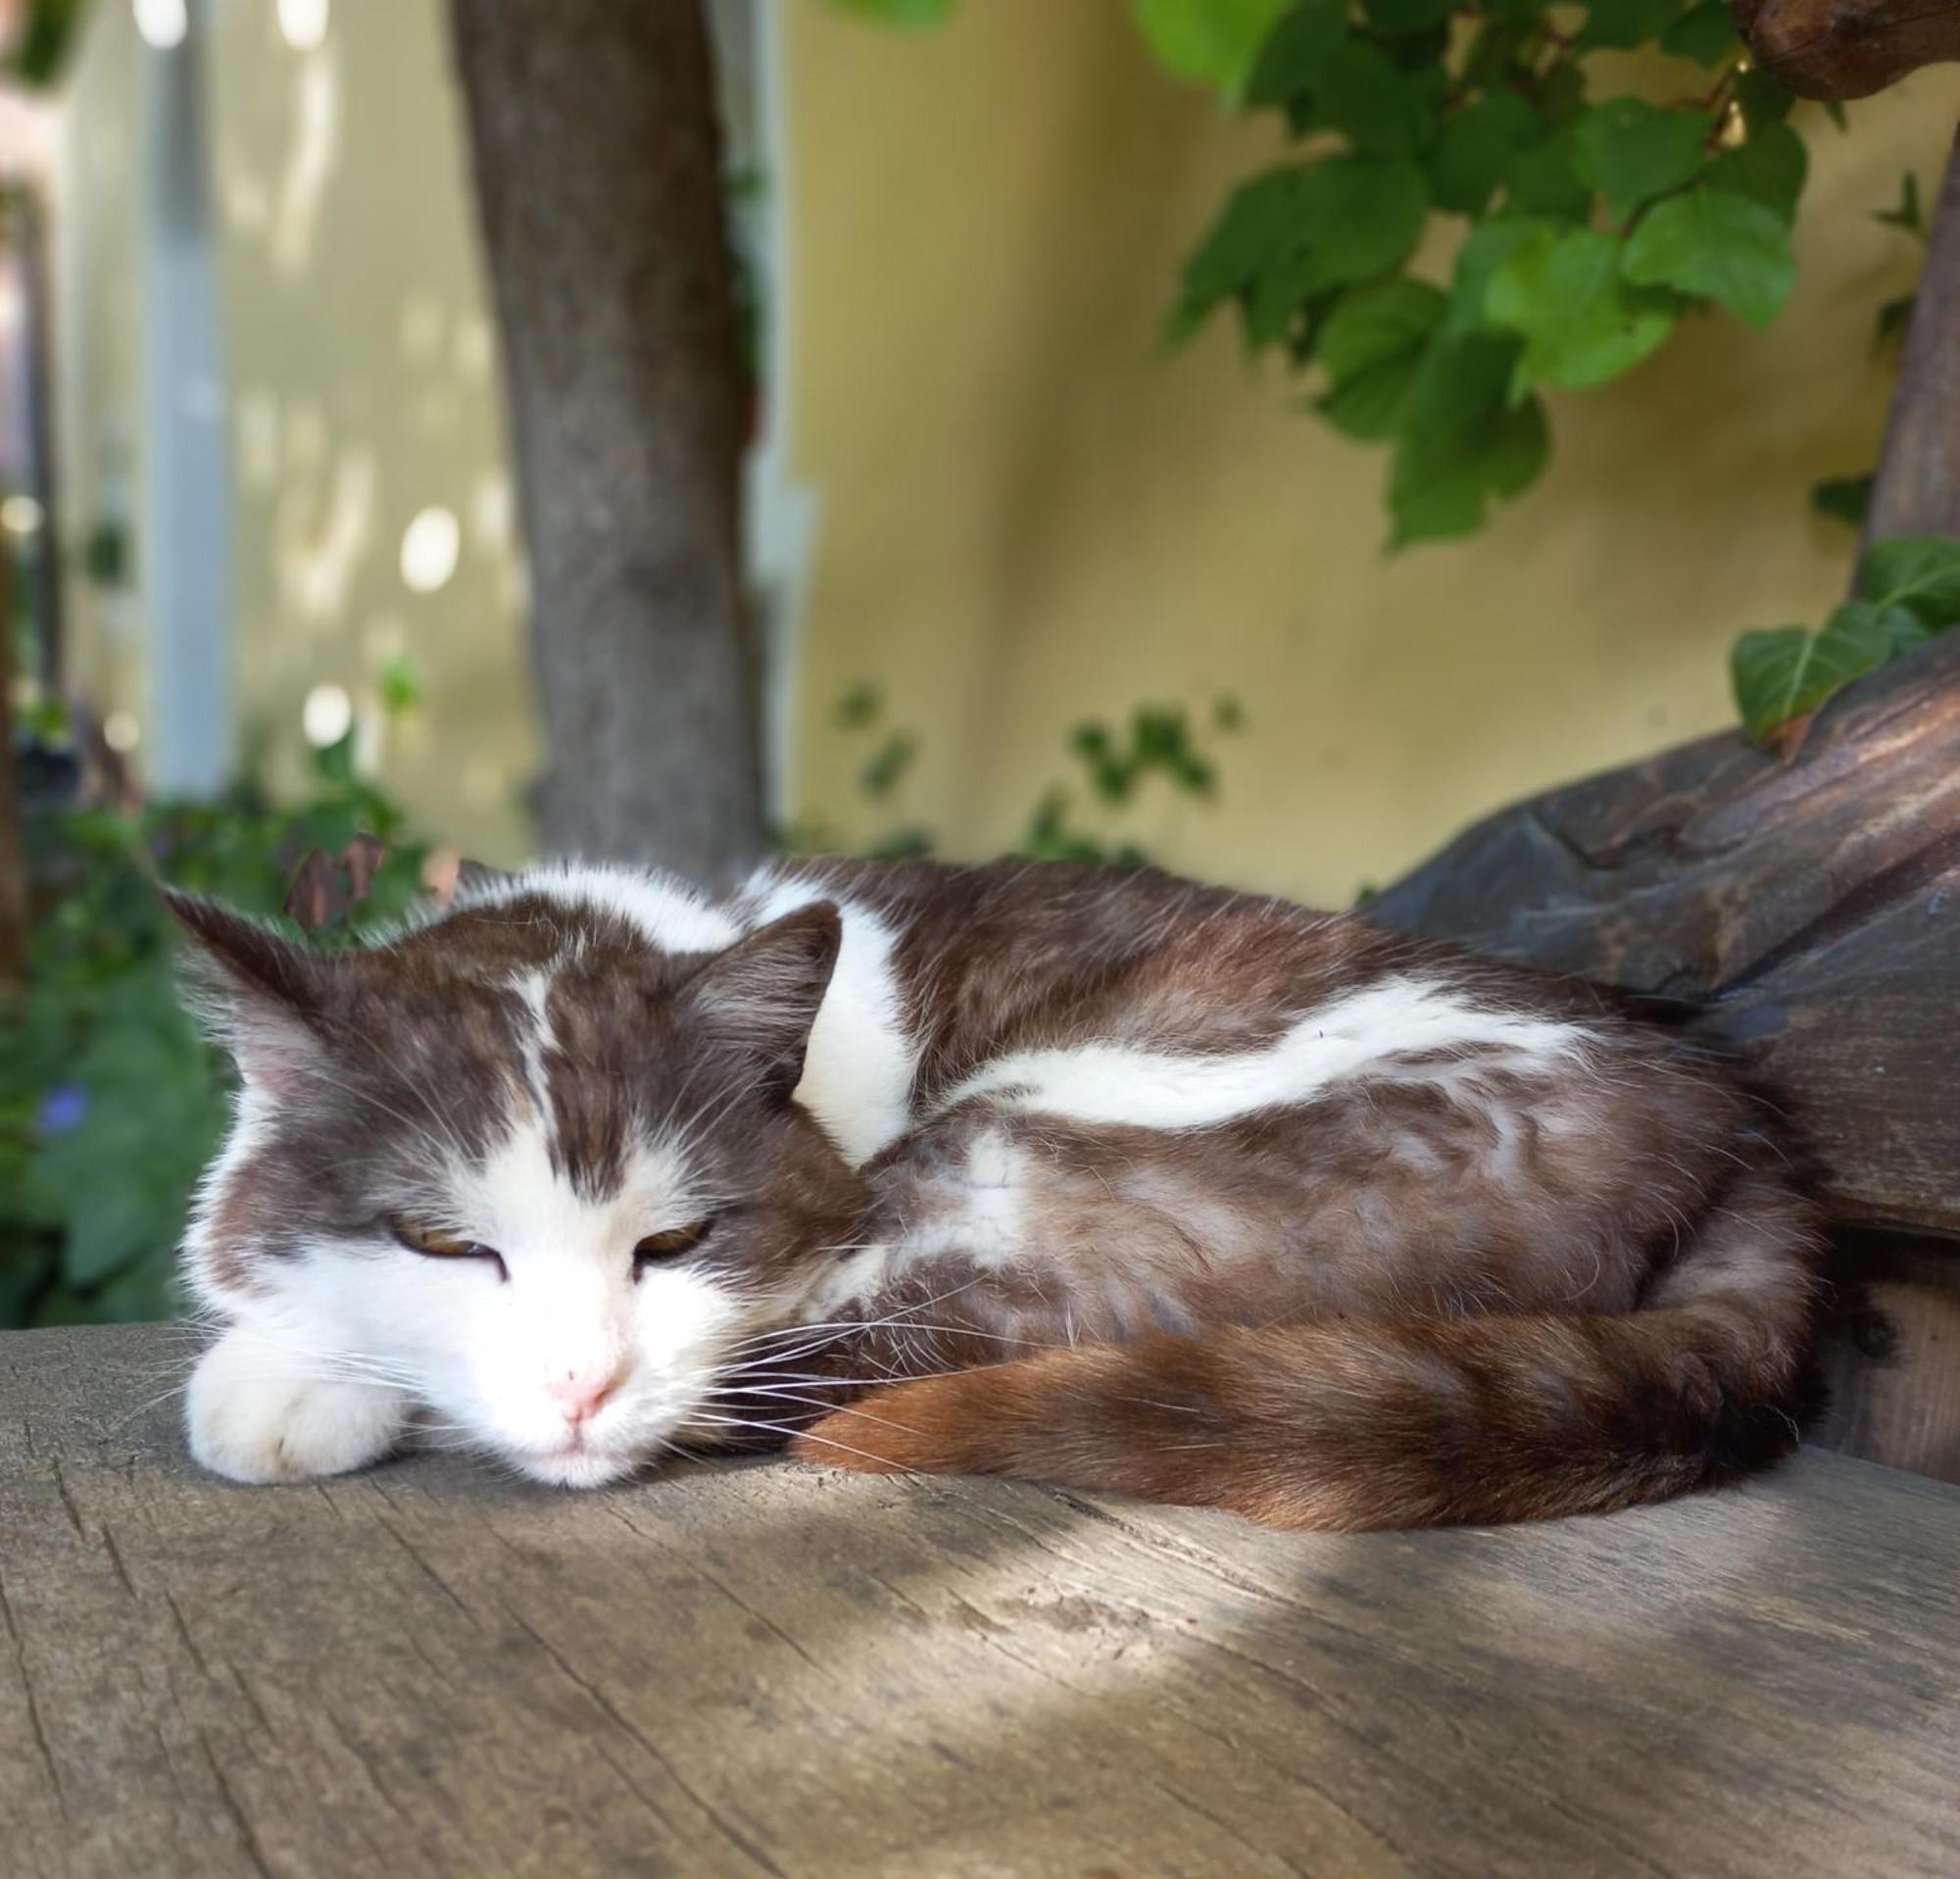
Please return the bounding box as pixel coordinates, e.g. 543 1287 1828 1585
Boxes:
1244 0 1348 110
831 0 955 24
1659 0 1740 65
1810 472 1873 527
1296 155 1432 290
1731 601 1916 742
1502 126 1594 222
1487 226 1678 390
1576 0 1684 52
1444 216 1555 336
1389 330 1547 544
1171 166 1319 340
1389 381 1548 546
1133 0 1296 95
1172 158 1429 348
1364 0 1455 32
1573 98 1709 225
1320 41 1442 155
1856 535 1960 623
1736 68 1795 131
1874 169 1927 239
1315 277 1448 438
1427 91 1539 215
1703 121 1808 227
1622 185 1794 326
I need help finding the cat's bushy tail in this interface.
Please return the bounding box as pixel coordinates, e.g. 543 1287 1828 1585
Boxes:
790 1169 1827 1529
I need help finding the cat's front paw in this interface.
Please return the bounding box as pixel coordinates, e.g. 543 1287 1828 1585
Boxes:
187 1330 410 1483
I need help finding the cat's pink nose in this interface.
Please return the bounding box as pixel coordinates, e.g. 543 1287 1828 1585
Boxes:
548 1368 623 1427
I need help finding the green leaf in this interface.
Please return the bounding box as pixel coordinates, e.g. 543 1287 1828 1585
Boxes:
1427 92 1539 216
1856 535 1960 622
1389 385 1548 546
1173 158 1429 346
829 0 954 24
1810 472 1873 527
1573 99 1709 225
1735 68 1794 131
1318 41 1441 155
1487 226 1678 390
1703 121 1807 227
1659 0 1740 65
1364 0 1455 32
1731 602 1913 741
1622 185 1794 326
1133 0 1296 94
1244 0 1348 107
1576 0 1684 52
1444 216 1555 336
1502 126 1594 222
1315 278 1448 438
1389 329 1547 544
1874 169 1927 239
1296 155 1433 291
1877 293 1916 349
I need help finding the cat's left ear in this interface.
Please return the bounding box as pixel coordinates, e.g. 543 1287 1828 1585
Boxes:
162 889 334 1097
683 902 843 1095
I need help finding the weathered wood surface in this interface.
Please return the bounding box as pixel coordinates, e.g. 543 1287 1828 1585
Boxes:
1369 630 1960 1240
1866 129 1960 546
1732 0 1960 98
3 1327 1958 1879
1816 1235 1960 1482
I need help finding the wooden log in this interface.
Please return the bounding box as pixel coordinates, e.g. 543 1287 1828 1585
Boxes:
2 1324 1958 1879
1368 629 1960 1240
1732 0 1960 98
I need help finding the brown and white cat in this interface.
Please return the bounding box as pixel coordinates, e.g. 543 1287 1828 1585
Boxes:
167 855 1825 1529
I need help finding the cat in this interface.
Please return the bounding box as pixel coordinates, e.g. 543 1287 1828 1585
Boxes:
167 854 1825 1529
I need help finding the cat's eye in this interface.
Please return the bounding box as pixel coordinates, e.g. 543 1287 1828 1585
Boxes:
634 1220 711 1273
392 1218 506 1277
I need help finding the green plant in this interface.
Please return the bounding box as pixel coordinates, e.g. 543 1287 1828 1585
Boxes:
1167 0 1829 548
0 736 430 1328
1731 535 1960 746
814 687 1243 864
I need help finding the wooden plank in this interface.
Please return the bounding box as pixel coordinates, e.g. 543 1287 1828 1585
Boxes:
1368 630 1960 1238
1816 1237 1960 1483
3 1325 1958 1879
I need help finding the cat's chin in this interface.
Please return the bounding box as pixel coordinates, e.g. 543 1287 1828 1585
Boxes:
502 1439 647 1489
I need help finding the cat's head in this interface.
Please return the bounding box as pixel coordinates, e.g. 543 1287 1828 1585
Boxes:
169 871 868 1485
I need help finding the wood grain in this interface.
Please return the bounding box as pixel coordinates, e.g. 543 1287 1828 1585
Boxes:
1368 630 1960 1240
3 1325 1958 1879
1732 0 1960 98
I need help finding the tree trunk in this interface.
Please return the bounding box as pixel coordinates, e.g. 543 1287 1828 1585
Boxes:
1865 125 1960 545
448 0 762 880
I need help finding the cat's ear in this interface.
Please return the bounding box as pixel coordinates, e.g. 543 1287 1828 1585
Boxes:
162 889 332 1096
683 902 843 1095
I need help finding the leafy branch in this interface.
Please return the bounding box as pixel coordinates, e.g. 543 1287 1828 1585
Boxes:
1167 0 1812 548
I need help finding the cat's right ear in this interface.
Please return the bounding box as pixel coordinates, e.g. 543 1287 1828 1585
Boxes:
161 889 331 1097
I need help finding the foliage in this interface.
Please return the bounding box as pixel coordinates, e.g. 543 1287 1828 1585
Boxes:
0 738 429 1329
1168 0 1817 547
812 687 1243 865
1732 536 1960 744
2 0 83 88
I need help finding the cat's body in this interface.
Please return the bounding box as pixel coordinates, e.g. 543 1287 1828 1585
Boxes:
171 855 1824 1528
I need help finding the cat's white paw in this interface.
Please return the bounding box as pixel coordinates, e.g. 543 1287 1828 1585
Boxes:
187 1330 410 1484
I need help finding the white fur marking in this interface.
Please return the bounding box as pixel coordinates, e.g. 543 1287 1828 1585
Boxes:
940 976 1593 1129
748 867 920 1166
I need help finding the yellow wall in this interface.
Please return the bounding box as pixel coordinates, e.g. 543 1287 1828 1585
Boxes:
779 1 1957 905
51 2 1958 903
55 0 533 859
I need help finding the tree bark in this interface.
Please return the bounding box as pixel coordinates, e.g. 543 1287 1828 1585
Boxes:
448 0 762 880
1865 126 1960 546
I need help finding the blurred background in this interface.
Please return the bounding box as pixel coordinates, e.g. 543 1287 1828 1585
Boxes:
1 0 1954 1324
